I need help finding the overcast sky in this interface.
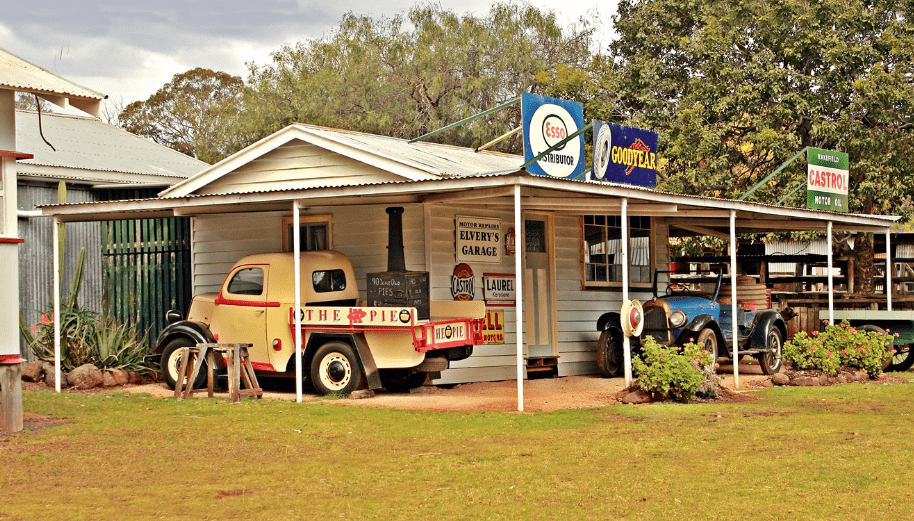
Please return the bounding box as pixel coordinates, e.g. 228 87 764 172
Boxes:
2 1 616 113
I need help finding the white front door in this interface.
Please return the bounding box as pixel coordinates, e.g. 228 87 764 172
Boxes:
523 214 556 358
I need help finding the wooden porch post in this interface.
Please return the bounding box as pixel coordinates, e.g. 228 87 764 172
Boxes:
53 216 61 393
514 184 524 412
621 198 632 387
827 221 834 325
293 202 303 403
730 210 739 388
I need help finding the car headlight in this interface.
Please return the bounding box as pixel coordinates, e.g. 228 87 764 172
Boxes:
669 311 687 328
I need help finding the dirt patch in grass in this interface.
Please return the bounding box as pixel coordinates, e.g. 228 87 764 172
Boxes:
0 412 72 440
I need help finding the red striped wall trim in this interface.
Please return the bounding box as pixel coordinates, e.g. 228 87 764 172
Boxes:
0 150 34 160
0 354 26 364
0 238 25 244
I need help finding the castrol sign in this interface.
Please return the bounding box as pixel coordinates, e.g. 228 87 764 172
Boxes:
522 93 586 178
807 148 849 212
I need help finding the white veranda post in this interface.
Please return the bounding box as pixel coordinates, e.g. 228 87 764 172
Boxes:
730 210 738 388
293 202 303 403
53 216 61 393
621 198 632 387
827 221 834 325
514 184 524 412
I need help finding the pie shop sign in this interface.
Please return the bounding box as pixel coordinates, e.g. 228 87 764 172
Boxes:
456 216 501 263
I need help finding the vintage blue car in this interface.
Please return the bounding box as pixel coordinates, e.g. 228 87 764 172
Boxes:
595 270 789 377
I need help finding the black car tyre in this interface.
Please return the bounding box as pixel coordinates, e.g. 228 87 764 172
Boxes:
697 328 718 366
597 329 624 378
758 326 783 375
310 342 363 396
161 337 206 390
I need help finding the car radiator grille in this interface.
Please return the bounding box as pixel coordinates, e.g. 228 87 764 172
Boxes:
641 307 671 343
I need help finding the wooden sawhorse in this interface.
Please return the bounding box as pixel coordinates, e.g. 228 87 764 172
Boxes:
174 343 263 403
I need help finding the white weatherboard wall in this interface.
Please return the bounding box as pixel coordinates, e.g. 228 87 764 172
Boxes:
188 200 668 386
193 142 403 195
190 205 425 299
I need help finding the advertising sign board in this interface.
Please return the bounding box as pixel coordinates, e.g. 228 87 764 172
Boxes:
483 273 516 306
592 120 658 187
481 309 505 345
807 148 849 212
456 215 501 263
521 93 586 178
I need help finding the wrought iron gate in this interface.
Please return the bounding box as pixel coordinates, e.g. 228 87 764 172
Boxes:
102 217 191 346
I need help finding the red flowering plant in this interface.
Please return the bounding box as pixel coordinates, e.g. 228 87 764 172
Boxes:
632 336 717 402
784 320 893 377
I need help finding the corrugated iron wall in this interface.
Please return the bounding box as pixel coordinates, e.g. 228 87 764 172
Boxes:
18 183 104 359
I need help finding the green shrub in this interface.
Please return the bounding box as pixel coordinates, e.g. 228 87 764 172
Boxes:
632 336 716 402
784 320 893 377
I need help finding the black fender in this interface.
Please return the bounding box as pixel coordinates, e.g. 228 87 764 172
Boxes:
154 320 216 353
596 312 622 332
290 333 382 390
748 310 787 350
675 315 724 351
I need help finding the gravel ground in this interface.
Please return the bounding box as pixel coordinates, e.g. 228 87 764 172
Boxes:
121 360 771 413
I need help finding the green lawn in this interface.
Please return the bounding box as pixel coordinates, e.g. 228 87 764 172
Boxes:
3 379 914 520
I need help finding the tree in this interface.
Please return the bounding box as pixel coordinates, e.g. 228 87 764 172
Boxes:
605 0 914 213
15 92 54 112
604 0 914 292
236 1 595 153
119 68 243 164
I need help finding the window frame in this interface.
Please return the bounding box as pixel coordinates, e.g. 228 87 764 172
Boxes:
581 215 654 289
281 214 332 252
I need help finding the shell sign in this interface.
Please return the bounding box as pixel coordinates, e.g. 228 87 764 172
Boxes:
521 93 586 178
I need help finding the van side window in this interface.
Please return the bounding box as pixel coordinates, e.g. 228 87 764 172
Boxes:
227 268 265 295
312 270 346 293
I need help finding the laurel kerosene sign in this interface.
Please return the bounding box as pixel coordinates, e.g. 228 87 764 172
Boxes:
456 215 501 263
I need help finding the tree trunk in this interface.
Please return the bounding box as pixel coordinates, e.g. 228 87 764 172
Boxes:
853 232 875 295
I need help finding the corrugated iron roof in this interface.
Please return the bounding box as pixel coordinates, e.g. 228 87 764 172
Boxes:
292 123 523 177
0 46 105 100
16 110 208 181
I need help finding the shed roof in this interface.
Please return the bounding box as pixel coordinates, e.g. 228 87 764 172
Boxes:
159 123 523 198
15 110 208 186
0 46 106 116
39 122 900 235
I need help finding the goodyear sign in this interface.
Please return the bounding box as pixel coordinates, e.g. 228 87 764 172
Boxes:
592 120 658 187
807 148 849 212
522 93 586 178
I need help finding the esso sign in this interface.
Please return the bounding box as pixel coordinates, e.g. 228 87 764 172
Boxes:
528 103 582 178
542 116 568 149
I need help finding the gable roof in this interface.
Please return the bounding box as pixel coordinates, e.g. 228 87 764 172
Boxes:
0 46 106 117
159 123 523 198
15 110 208 186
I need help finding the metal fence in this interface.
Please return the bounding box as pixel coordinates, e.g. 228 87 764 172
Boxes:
102 217 192 348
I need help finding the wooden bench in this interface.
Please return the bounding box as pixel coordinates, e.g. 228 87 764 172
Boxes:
174 343 263 403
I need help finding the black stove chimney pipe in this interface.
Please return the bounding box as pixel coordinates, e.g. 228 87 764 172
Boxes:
386 207 406 273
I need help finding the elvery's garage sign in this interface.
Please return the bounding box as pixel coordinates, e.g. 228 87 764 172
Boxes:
456 215 501 263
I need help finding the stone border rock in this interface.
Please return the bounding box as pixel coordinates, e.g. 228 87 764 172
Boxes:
19 360 147 390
